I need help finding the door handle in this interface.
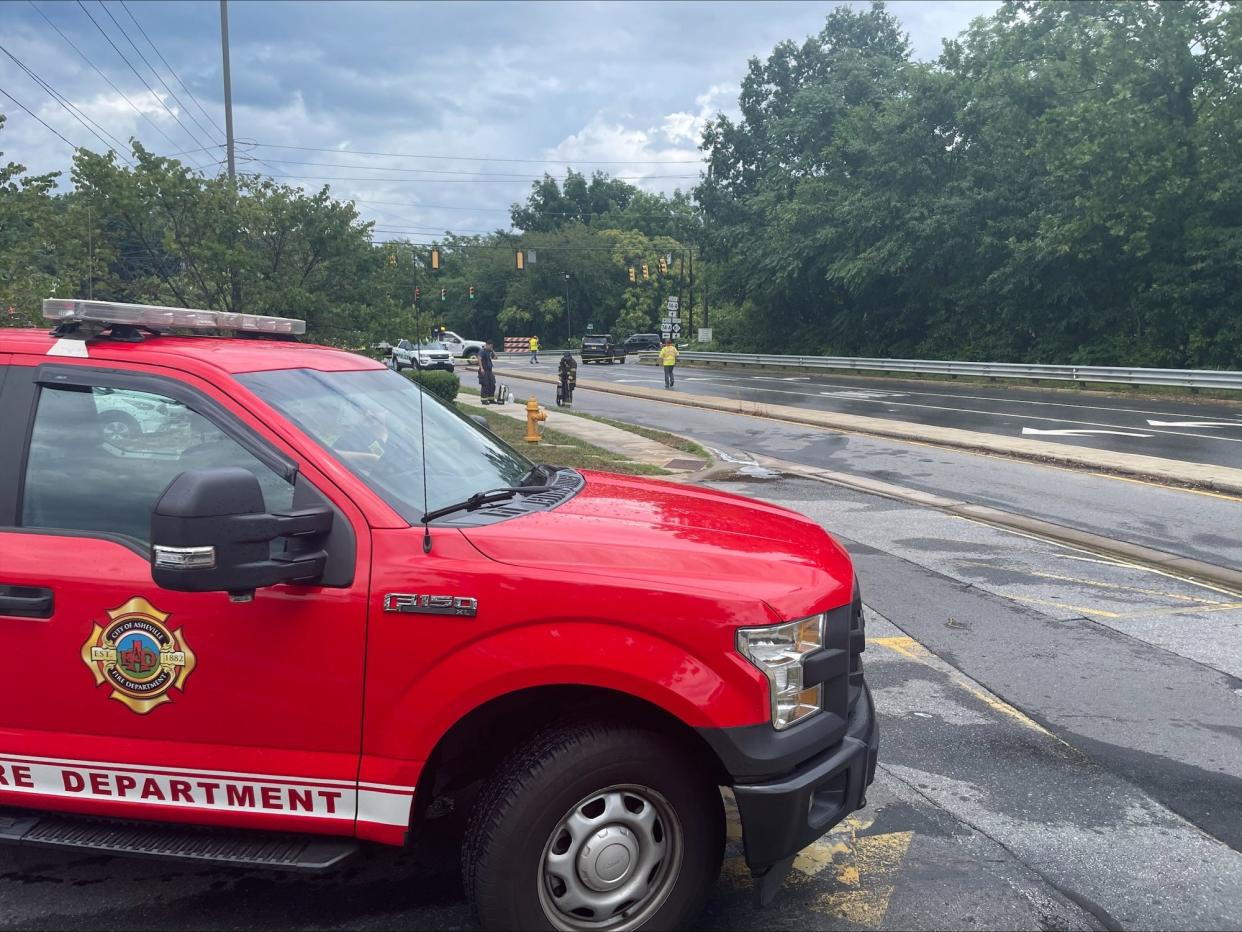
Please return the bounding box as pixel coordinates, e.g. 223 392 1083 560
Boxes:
0 585 54 619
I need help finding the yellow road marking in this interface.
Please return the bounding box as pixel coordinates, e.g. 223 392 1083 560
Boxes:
871 636 1066 744
1090 471 1242 503
799 813 914 928
1005 595 1124 618
954 561 1233 606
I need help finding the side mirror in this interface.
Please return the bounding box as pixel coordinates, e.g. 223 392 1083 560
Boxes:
471 414 490 429
151 467 332 596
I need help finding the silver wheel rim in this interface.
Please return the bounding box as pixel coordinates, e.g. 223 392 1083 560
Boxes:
102 418 134 443
537 784 683 931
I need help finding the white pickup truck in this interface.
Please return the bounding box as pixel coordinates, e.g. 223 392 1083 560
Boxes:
435 330 486 360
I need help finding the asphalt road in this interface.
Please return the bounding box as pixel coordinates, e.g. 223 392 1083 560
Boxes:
3 476 1240 930
495 371 1242 570
517 358 1242 468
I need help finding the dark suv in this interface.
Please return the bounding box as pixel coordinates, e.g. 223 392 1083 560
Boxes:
623 332 662 353
580 333 625 364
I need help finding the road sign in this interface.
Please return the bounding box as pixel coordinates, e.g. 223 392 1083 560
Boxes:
586 322 594 331
666 296 679 312
698 327 712 342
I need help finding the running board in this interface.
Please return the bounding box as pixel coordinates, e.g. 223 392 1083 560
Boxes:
0 809 358 871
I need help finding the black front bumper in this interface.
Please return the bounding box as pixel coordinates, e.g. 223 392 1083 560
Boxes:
710 682 879 873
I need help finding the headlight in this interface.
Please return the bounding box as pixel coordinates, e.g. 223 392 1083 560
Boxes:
736 614 824 729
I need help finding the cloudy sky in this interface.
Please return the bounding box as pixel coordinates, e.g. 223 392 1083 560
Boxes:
1 1 997 240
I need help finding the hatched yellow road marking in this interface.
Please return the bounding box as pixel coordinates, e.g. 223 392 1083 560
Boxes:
720 809 914 929
1004 595 1124 618
955 562 1234 606
871 635 1065 744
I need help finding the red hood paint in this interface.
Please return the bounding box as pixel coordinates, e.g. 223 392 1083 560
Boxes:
463 471 854 621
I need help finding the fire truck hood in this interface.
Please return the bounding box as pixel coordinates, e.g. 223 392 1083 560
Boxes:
460 471 853 620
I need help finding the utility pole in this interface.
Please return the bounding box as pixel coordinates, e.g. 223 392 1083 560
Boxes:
220 0 241 310
220 0 235 180
87 205 93 299
564 272 572 343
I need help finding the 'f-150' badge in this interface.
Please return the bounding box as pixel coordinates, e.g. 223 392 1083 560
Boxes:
384 593 478 617
80 597 197 714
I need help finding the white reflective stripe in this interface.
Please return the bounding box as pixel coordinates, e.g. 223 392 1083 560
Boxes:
1 751 371 789
0 753 415 827
47 338 88 357
358 789 414 827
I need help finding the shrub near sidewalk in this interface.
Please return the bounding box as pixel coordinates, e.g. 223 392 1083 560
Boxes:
403 369 459 403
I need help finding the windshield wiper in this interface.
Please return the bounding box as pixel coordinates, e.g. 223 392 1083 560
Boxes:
421 484 555 524
521 462 554 486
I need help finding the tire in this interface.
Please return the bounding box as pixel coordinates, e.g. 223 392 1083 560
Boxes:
100 410 142 445
463 722 723 932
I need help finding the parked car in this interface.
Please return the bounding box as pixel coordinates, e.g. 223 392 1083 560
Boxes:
581 333 625 364
391 339 455 372
623 332 663 354
0 298 877 932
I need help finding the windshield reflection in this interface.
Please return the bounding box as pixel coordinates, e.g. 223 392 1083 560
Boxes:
238 368 531 522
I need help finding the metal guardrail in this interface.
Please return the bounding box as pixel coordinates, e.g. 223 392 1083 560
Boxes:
633 351 1242 391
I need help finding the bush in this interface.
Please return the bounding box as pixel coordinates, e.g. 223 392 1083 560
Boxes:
403 369 459 403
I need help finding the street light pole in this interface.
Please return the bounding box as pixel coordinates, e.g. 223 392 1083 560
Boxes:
564 272 571 343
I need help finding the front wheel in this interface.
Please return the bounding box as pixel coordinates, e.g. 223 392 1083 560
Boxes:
463 722 724 931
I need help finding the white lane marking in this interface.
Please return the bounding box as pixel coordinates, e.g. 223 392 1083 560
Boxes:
694 383 1241 444
820 389 907 400
1022 427 1153 438
1147 420 1242 428
731 375 1242 422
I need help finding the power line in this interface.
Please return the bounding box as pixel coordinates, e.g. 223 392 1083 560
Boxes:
97 0 217 151
0 41 134 162
251 141 706 166
0 82 78 150
119 0 225 136
255 156 702 180
255 171 700 185
75 0 212 167
28 0 196 163
105 0 220 146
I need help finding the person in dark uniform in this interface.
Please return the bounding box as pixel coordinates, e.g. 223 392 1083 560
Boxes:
557 351 577 406
478 340 497 403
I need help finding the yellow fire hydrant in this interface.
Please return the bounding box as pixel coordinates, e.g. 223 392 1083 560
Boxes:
524 396 547 443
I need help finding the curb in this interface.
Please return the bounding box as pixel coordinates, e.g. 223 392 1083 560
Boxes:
493 367 1242 496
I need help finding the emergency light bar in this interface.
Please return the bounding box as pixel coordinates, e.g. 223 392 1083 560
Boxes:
43 298 306 336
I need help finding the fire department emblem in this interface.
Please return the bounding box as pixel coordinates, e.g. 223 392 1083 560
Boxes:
79 597 196 715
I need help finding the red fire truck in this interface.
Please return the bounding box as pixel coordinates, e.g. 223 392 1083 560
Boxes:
0 299 876 930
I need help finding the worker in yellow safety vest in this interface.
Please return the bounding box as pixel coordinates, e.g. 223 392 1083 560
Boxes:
529 335 540 364
659 339 679 388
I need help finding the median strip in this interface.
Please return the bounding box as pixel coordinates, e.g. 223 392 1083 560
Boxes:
494 367 1242 496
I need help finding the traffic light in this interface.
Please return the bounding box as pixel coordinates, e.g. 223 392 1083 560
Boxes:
430 247 441 271
469 284 476 301
515 249 525 270
641 263 649 281
440 287 446 302
414 286 421 304
658 255 668 275
628 267 636 283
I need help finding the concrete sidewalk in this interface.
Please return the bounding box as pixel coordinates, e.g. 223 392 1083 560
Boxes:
458 392 706 473
494 366 1242 494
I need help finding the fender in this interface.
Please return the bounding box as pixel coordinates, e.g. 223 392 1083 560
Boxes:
360 619 770 788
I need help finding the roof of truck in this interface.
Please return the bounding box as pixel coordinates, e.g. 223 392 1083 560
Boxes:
0 328 384 375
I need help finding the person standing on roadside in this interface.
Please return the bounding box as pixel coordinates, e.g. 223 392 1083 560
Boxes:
479 340 498 403
659 339 679 388
529 335 540 364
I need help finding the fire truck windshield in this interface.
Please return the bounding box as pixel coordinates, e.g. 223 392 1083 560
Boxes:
238 367 532 523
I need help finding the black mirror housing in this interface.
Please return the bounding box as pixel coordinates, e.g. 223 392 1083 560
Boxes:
151 467 332 594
